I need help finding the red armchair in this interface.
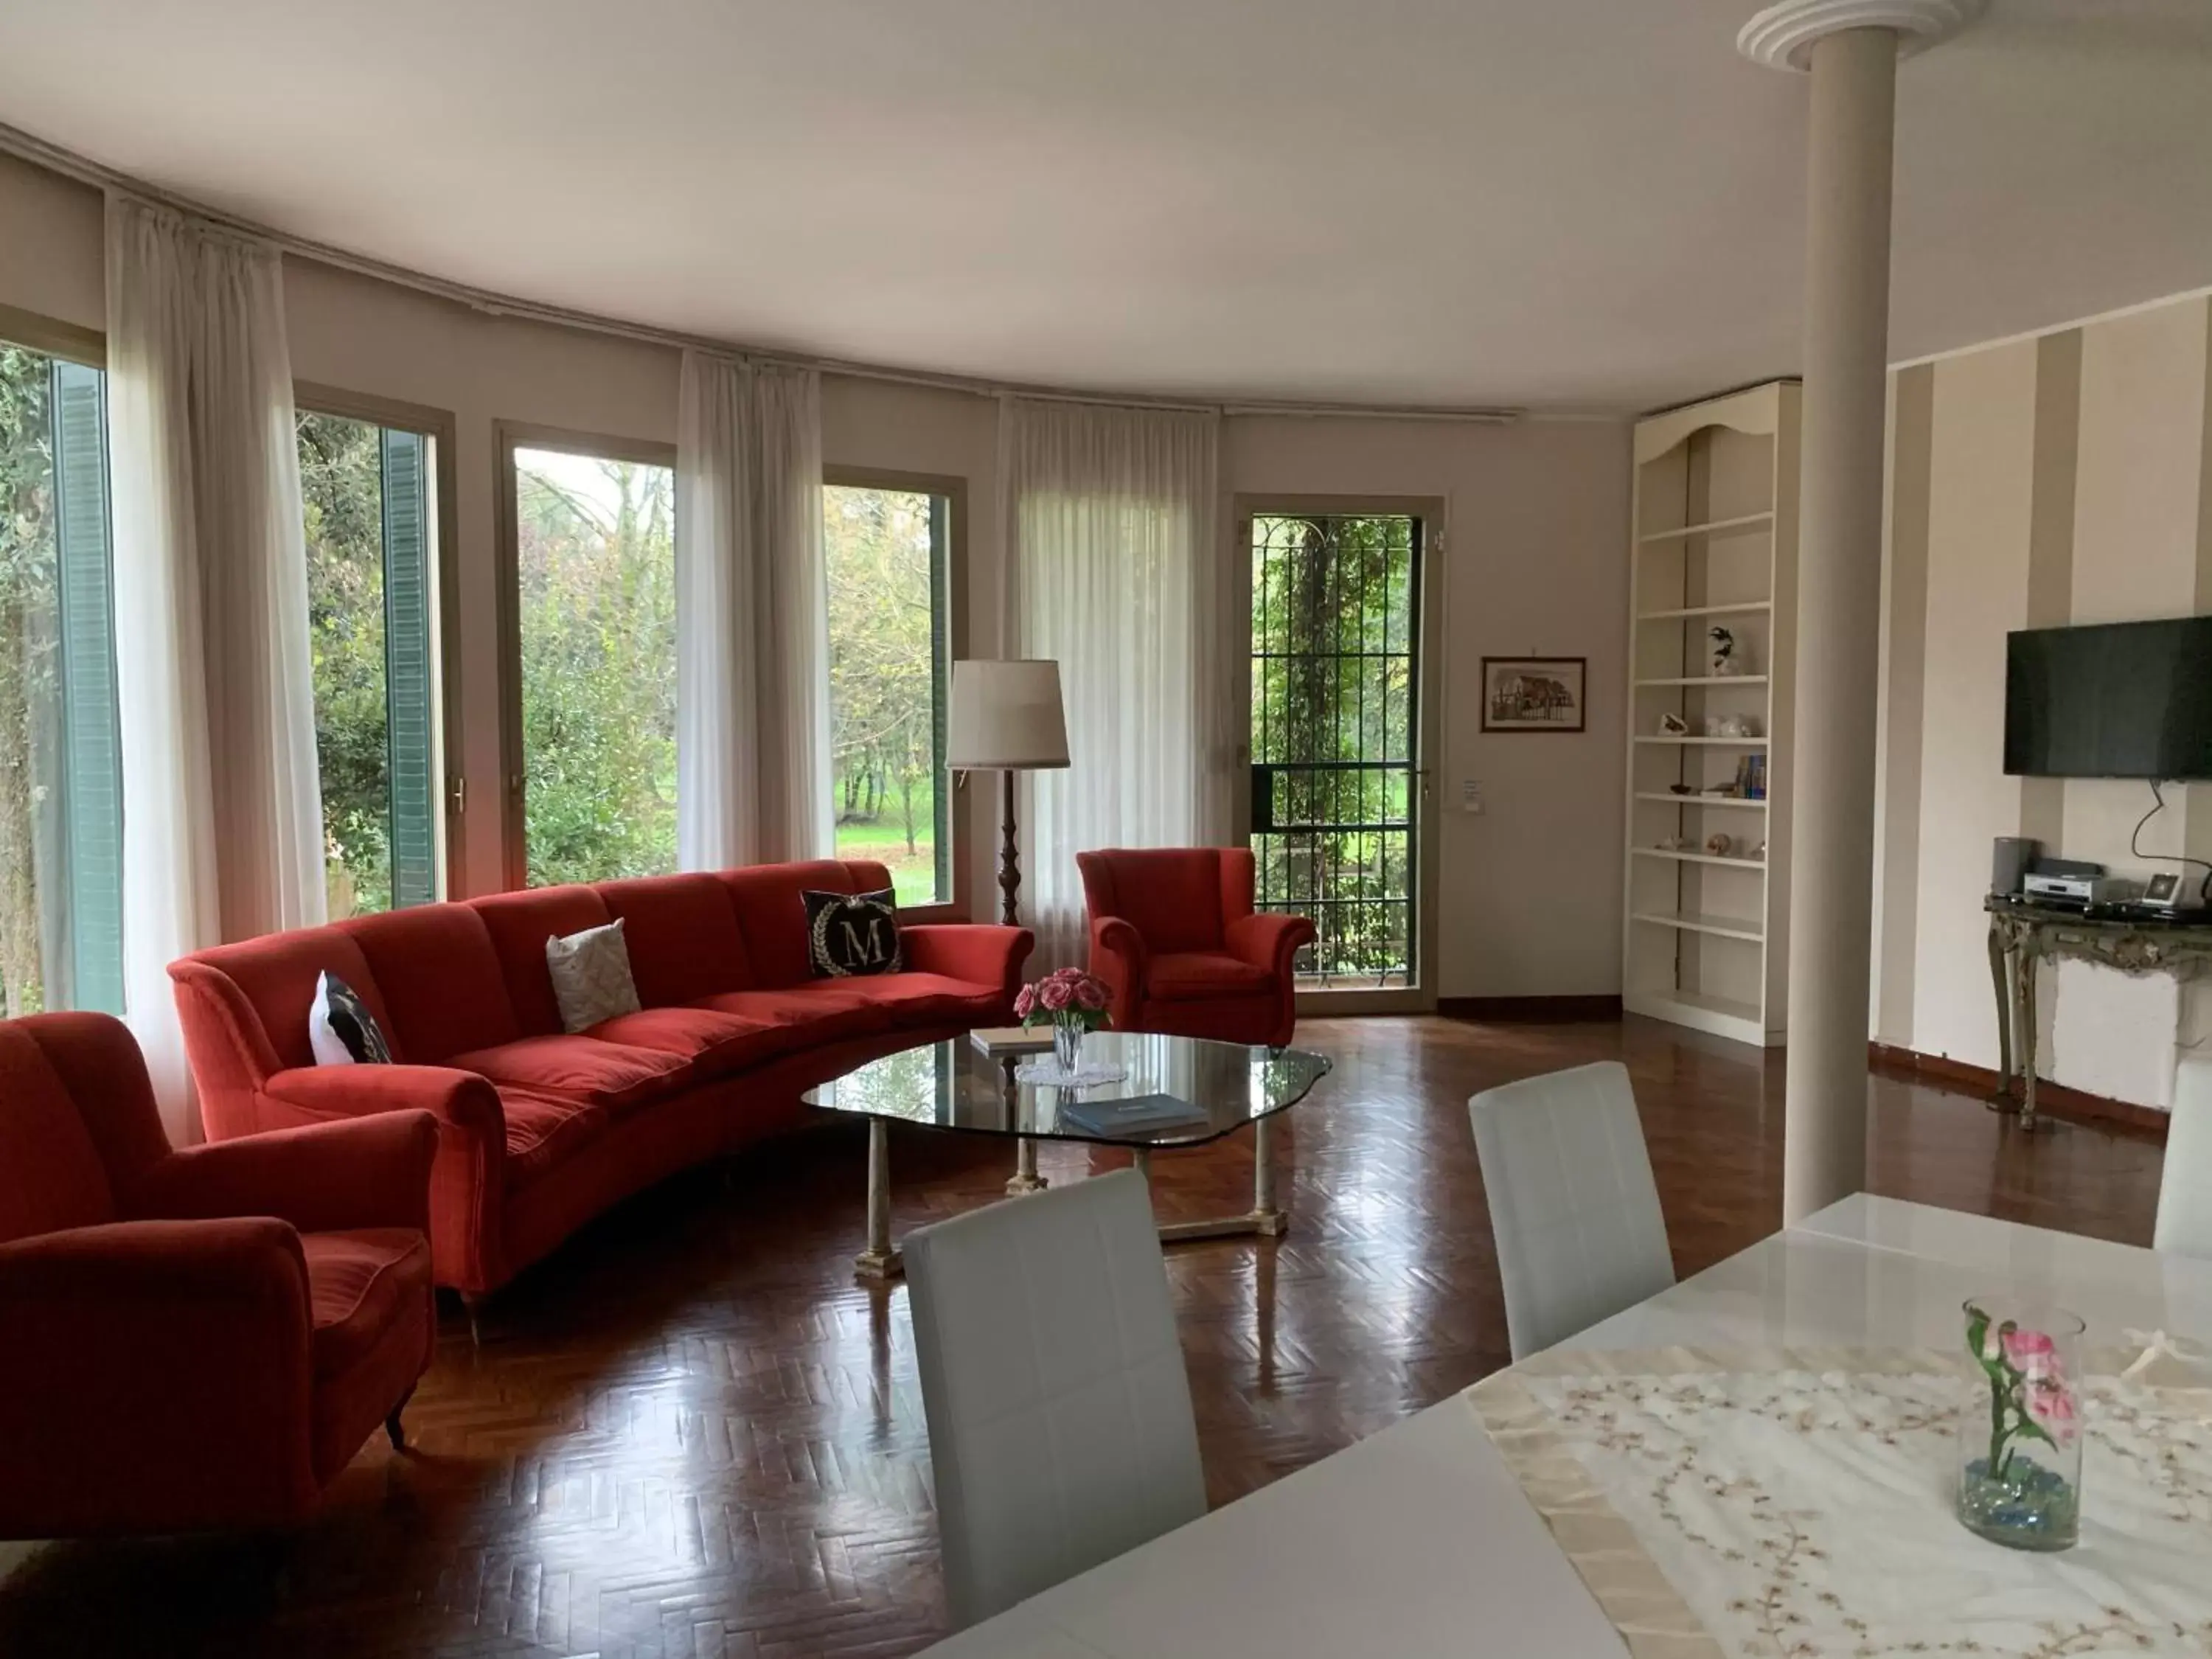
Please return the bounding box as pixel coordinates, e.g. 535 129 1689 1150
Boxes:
0 1012 439 1537
1077 847 1316 1048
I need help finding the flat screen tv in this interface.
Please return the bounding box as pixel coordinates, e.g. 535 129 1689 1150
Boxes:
2004 616 2212 779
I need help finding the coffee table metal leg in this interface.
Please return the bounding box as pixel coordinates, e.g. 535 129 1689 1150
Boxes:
855 1119 902 1281
1006 1135 1047 1196
1155 1114 1291 1243
1252 1110 1289 1237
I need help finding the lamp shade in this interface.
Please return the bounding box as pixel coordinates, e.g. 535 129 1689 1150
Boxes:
947 659 1070 771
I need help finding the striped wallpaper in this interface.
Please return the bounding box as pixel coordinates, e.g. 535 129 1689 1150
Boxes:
1872 292 2212 1110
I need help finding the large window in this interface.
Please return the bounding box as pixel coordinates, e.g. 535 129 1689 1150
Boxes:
0 334 122 1015
509 439 678 887
298 407 443 917
824 480 953 906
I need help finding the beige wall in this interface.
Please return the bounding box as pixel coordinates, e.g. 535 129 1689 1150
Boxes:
0 150 1633 1001
1875 291 2212 1109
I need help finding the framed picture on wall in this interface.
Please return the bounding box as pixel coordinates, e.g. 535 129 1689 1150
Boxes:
1481 656 1587 733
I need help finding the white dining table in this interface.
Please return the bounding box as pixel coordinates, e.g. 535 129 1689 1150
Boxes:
918 1193 2212 1659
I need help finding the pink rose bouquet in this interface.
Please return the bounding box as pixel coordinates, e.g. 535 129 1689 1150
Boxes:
1016 966 1110 1034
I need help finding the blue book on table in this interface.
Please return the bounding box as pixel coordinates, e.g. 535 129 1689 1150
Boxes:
1059 1094 1210 1136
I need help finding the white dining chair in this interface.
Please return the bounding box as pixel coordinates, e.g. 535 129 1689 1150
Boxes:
903 1168 1207 1630
1468 1059 1676 1360
2154 1058 2212 1259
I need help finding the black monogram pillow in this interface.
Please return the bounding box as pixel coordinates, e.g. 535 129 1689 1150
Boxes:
309 970 394 1065
803 888 902 978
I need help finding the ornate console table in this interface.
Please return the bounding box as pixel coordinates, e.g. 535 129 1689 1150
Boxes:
1984 895 2212 1129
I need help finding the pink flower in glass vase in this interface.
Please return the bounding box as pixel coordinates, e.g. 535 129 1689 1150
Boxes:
1038 977 1074 1012
1074 976 1107 1012
2003 1327 2062 1379
2024 1373 2080 1445
1013 984 1037 1020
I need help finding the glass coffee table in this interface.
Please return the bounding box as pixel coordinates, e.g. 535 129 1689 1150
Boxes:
802 1029 1332 1280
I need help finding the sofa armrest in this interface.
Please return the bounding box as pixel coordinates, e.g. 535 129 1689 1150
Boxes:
1225 911 1315 983
0 1219 321 1530
902 924 1036 1006
1088 915 1150 1028
257 1066 506 1293
126 1112 439 1237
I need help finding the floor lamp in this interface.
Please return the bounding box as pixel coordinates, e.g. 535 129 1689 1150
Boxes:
947 660 1070 927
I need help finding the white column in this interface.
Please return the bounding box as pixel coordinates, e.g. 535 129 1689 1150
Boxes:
1739 0 1983 1221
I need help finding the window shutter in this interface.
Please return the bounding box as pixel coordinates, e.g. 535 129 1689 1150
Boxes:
49 360 124 1014
380 428 438 908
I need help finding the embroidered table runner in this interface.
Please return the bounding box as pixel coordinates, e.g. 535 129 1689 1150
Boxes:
1468 1346 2212 1659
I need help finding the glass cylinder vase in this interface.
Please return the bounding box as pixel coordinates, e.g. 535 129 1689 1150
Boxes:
1053 1017 1085 1078
1955 1300 2084 1551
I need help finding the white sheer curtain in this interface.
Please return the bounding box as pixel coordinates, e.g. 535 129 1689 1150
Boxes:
1001 397 1234 967
675 352 832 869
105 195 324 1137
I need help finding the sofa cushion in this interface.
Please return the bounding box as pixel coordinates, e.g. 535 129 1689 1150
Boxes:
585 1006 779 1076
446 1034 689 1112
496 1089 615 1188
301 1227 432 1382
344 906 519 1063
598 874 754 1004
470 886 613 1037
693 981 897 1051
838 971 999 1025
1145 951 1274 1001
718 860 892 988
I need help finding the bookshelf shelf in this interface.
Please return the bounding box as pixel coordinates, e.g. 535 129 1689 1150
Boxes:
1637 510 1775 544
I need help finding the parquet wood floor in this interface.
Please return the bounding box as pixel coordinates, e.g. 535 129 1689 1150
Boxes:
0 1015 2166 1658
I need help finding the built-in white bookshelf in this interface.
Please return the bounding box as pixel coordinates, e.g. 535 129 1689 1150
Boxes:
1621 381 1799 1048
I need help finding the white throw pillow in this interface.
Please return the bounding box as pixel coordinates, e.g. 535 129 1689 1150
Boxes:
545 918 642 1034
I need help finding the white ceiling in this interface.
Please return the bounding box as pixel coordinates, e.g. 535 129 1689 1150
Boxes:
1 1 2208 412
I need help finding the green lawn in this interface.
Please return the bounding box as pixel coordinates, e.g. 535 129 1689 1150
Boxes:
833 813 941 907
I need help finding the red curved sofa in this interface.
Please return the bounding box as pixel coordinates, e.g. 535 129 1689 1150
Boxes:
171 860 1032 1296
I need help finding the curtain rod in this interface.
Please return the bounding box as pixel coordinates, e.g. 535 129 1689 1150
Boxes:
0 121 1523 427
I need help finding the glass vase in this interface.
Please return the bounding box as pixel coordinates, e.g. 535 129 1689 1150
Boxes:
1053 1018 1085 1078
1955 1300 2084 1551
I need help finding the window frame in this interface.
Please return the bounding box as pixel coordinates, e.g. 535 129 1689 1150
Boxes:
294 383 465 905
822 465 971 925
0 303 104 371
495 420 679 892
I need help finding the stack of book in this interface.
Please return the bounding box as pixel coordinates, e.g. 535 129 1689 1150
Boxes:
1058 1093 1209 1137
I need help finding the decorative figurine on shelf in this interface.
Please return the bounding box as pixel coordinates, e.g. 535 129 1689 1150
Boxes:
1750 839 1767 861
1660 712 1691 735
1705 712 1760 739
1705 832 1733 858
1667 782 1696 796
1656 835 1689 852
1708 625 1742 676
